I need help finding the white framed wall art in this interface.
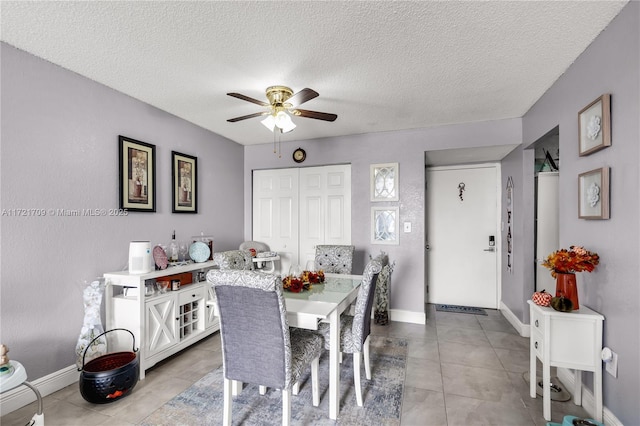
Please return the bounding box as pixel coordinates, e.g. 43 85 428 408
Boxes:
371 206 399 245
370 162 399 201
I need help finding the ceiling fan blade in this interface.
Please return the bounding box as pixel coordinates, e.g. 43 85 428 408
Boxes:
293 109 338 122
227 111 269 122
286 88 319 108
227 92 269 107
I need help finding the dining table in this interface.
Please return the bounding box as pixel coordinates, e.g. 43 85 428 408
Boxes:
283 272 362 420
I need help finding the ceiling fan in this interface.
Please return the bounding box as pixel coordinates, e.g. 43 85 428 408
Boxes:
226 86 337 133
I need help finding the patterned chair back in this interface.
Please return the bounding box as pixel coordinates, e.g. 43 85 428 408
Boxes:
351 259 382 349
314 245 355 274
212 249 254 270
207 270 295 389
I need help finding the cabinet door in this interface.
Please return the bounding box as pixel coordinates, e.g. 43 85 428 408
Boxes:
146 295 178 356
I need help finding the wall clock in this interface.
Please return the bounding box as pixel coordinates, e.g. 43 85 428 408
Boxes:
293 148 306 163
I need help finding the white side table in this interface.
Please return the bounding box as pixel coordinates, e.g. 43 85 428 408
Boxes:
0 361 44 425
252 255 280 274
528 300 604 422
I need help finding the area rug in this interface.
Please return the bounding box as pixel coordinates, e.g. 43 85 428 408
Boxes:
140 335 408 426
435 304 488 315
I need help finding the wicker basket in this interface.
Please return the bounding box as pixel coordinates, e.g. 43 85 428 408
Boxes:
78 329 139 404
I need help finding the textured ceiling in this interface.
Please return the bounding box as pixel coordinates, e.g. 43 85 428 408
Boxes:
0 1 627 147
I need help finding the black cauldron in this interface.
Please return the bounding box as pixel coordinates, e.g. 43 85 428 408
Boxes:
78 329 139 404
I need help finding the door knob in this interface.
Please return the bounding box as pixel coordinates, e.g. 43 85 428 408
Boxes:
483 247 495 252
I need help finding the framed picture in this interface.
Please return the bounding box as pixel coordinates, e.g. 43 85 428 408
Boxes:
119 135 155 212
578 167 610 219
578 94 611 156
370 162 399 201
172 151 197 213
371 206 399 245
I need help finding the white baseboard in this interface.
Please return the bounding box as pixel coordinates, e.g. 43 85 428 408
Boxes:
500 301 530 337
390 308 426 325
0 364 78 415
556 368 622 426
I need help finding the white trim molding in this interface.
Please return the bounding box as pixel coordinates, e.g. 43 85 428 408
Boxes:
0 364 78 415
390 308 426 325
500 301 530 337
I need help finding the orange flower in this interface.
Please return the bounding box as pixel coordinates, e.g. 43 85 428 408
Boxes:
542 245 599 278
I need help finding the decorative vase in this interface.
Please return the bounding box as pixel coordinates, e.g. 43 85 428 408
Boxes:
75 278 107 368
555 273 579 310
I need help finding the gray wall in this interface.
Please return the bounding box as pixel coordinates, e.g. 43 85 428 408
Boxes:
0 43 245 379
503 3 639 423
244 120 522 314
500 145 534 322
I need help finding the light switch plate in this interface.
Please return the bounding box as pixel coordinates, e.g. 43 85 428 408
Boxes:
403 222 411 233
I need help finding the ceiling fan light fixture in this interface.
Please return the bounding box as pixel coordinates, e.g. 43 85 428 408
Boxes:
261 114 276 131
227 85 335 133
275 111 296 133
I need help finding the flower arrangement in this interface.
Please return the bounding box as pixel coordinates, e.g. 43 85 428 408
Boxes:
283 270 325 293
542 246 599 278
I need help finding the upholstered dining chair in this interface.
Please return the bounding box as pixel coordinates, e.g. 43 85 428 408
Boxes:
314 245 355 274
207 269 323 426
317 258 382 406
211 249 254 270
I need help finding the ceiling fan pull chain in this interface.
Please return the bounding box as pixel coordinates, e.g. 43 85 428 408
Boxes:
278 130 282 158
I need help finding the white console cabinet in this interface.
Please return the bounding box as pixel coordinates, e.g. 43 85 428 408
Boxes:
104 261 219 379
528 300 604 422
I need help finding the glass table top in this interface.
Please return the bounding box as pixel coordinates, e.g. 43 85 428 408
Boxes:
283 274 362 322
283 274 362 303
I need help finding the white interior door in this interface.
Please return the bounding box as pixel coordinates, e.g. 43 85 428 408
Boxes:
426 164 499 309
299 165 352 268
252 169 299 273
253 165 351 274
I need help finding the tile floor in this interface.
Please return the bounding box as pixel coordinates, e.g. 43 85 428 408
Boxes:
2 304 591 425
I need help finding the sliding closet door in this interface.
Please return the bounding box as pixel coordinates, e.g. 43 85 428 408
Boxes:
252 169 299 272
252 165 351 273
299 165 352 267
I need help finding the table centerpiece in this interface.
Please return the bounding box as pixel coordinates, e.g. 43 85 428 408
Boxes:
283 269 325 293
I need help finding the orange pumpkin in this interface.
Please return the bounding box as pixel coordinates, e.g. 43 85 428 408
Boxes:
532 289 552 307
